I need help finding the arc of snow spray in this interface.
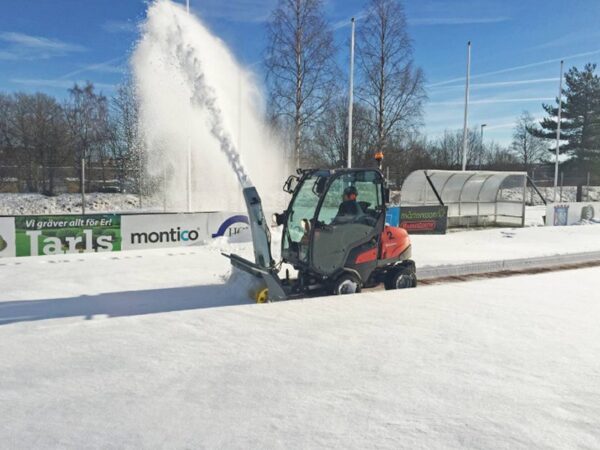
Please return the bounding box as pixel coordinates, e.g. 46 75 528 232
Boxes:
169 21 253 189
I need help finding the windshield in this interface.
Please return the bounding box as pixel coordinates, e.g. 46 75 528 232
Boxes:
317 170 384 225
284 173 326 246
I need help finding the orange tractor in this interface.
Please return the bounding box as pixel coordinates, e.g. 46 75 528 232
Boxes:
224 168 416 302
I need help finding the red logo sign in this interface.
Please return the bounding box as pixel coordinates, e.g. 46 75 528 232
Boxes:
400 220 436 231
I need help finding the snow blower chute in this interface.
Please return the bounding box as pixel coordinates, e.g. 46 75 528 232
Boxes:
223 168 416 302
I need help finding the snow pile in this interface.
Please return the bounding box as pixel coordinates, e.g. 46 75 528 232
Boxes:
502 186 600 204
0 193 164 215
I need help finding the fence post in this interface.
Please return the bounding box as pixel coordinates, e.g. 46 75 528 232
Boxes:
587 172 591 201
559 172 564 202
139 151 143 209
81 157 86 215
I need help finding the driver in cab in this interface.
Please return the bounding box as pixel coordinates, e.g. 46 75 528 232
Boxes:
335 186 363 222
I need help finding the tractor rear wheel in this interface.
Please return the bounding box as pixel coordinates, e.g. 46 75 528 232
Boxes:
332 273 362 295
384 267 417 290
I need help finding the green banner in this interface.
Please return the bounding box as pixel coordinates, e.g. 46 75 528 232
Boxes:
15 215 121 256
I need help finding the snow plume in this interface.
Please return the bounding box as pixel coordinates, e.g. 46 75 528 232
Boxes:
132 0 284 211
174 34 252 189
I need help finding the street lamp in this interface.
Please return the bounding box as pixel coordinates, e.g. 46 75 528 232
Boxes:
461 41 471 171
347 17 355 169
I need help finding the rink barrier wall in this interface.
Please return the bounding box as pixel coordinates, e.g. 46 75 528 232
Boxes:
386 206 448 234
0 212 249 258
545 202 600 226
417 250 600 280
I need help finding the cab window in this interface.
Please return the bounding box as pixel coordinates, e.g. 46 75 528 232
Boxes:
317 171 383 225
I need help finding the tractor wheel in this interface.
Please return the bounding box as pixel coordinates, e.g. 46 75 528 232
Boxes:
384 267 417 290
332 273 362 295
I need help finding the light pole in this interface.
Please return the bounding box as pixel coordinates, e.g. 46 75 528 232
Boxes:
461 41 471 171
81 154 86 215
553 60 564 202
347 17 355 169
480 123 487 169
186 0 192 212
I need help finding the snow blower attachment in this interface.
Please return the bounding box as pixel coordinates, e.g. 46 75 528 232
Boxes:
224 187 288 301
223 168 416 302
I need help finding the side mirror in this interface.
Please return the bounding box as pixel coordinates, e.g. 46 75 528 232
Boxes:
272 212 286 226
384 187 391 204
283 175 299 194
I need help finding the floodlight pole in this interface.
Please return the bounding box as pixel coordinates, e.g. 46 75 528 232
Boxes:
461 41 471 171
347 17 355 168
553 60 564 202
186 0 192 212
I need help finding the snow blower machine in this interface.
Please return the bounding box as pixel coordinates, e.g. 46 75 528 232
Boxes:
223 168 416 302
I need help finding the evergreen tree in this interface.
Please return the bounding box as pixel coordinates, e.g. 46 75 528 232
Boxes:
532 63 600 174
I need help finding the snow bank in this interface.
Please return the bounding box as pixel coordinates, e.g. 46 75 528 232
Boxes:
1 264 599 448
0 193 164 215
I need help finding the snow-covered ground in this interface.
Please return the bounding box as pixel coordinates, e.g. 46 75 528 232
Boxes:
1 264 599 447
2 226 600 448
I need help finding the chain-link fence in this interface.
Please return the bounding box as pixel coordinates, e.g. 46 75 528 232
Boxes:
0 165 142 195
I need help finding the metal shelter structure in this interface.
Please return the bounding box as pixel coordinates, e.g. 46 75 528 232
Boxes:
401 170 528 227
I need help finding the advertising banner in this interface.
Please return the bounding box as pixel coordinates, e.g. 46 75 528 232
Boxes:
0 217 16 257
399 206 448 234
14 215 121 257
121 212 249 250
546 202 600 226
0 212 250 258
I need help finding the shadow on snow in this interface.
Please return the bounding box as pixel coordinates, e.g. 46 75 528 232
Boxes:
0 282 253 326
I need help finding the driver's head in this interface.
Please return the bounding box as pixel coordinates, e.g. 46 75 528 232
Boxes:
343 186 358 201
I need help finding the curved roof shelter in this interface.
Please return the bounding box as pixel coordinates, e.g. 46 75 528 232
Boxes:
401 170 528 227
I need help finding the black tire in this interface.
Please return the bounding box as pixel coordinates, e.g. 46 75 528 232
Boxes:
384 266 417 290
332 273 362 295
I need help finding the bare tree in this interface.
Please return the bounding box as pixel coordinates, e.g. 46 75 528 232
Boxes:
357 0 426 153
0 93 70 194
65 82 110 192
26 94 69 194
310 97 375 167
109 79 144 192
429 128 482 169
265 0 338 167
483 142 520 170
511 111 547 172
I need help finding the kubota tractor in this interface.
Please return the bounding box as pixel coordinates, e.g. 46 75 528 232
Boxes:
224 168 416 302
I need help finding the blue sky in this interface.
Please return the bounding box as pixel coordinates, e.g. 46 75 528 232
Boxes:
1 0 600 145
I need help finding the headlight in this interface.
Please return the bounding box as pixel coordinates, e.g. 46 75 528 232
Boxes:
301 219 311 233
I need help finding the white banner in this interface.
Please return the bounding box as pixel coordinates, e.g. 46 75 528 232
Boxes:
546 202 600 226
121 212 249 250
0 217 16 257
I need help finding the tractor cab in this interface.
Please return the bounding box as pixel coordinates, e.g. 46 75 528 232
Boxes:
277 169 387 281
